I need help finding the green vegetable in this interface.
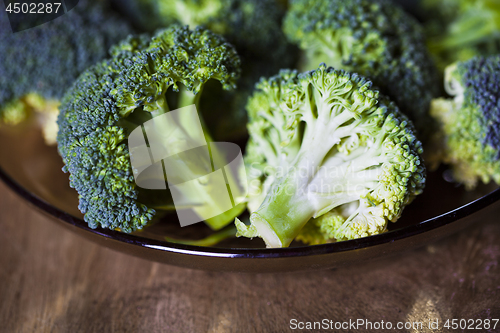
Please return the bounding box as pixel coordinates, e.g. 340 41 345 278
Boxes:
114 0 298 139
236 65 426 248
283 0 439 140
57 26 245 233
0 0 134 130
422 0 500 70
429 56 500 189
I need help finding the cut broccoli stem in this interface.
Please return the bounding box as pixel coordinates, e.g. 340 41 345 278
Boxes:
249 171 316 247
178 85 203 109
143 87 245 230
181 85 247 229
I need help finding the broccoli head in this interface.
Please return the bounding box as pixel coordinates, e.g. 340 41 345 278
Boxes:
162 0 298 139
115 0 298 139
57 26 245 233
0 0 134 127
429 56 500 189
422 0 500 70
236 65 426 248
283 0 440 140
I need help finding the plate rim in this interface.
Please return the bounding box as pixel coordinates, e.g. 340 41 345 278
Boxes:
1 163 499 259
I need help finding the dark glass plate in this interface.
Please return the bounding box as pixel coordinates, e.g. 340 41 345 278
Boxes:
1 122 499 272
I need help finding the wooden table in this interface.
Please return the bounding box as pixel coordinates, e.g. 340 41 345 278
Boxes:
0 180 499 332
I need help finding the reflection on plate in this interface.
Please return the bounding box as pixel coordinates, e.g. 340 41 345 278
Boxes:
1 122 499 272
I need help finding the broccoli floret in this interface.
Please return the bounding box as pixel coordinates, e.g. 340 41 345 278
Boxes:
115 0 298 139
0 99 30 125
422 0 500 70
283 0 440 140
0 0 134 128
235 65 425 248
429 56 500 189
164 0 298 139
57 26 246 233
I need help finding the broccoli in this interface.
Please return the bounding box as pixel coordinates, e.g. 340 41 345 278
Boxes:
429 56 500 189
0 0 134 136
25 93 61 145
160 0 298 139
283 0 440 140
57 26 246 233
113 0 298 139
422 0 500 71
235 65 426 248
0 98 31 126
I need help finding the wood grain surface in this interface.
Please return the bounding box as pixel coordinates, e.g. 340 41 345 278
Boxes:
0 180 499 333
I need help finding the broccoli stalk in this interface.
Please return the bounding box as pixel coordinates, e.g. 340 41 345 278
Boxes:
135 87 246 230
57 26 245 232
236 65 425 248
